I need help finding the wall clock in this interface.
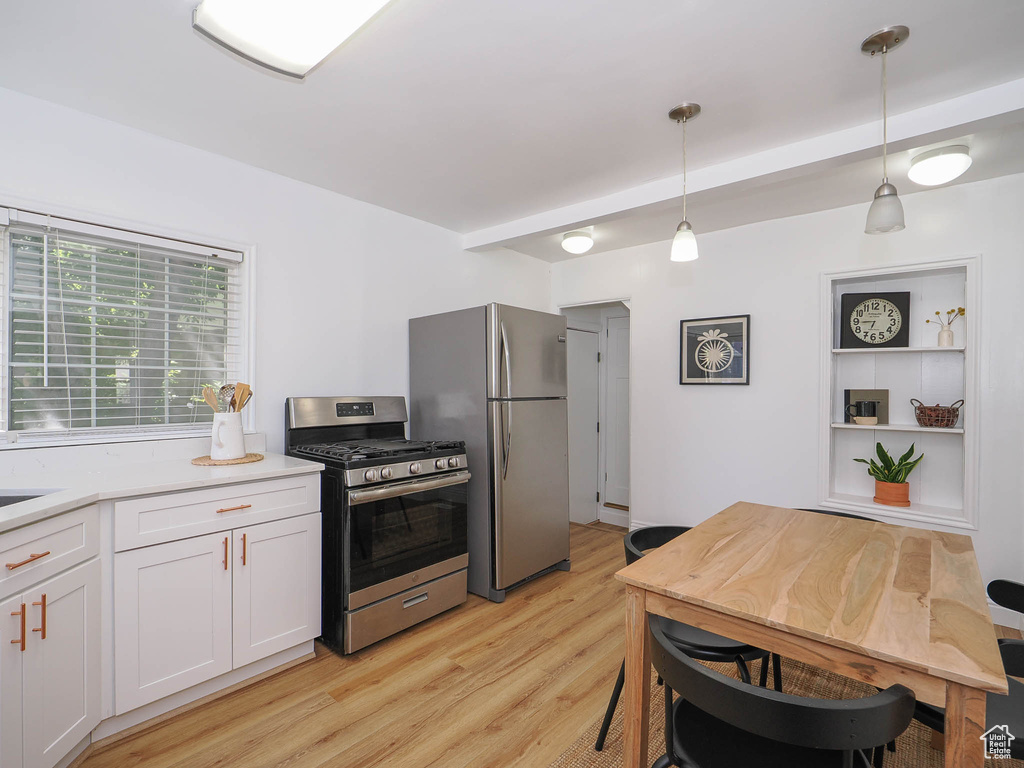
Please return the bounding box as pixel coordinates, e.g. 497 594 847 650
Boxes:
839 292 911 348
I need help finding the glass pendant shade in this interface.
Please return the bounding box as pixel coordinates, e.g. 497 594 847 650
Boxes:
864 182 905 234
670 220 699 262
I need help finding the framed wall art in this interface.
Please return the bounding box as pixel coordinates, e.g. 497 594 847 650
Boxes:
679 314 750 385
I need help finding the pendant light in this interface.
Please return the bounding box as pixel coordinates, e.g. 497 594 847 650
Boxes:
862 26 909 234
668 103 701 262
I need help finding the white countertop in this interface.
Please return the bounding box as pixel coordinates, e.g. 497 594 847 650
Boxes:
0 452 323 534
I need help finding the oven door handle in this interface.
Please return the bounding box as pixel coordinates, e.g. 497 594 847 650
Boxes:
347 471 472 505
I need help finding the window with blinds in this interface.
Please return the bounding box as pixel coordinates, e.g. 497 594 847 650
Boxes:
2 212 244 440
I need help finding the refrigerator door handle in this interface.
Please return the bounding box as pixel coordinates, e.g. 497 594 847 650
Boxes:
504 401 512 479
500 320 512 399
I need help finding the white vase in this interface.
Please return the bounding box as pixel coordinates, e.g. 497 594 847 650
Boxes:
937 327 954 347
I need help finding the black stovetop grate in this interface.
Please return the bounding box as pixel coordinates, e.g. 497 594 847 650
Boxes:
293 438 463 463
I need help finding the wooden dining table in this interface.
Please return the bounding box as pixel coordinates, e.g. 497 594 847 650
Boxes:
615 502 1008 768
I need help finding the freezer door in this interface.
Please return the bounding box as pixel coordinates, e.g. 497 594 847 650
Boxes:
489 399 570 589
487 304 567 399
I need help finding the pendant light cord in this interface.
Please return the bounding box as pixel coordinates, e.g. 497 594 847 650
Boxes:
881 46 888 182
682 118 688 221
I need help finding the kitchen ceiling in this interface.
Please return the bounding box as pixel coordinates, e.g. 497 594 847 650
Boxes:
1 1 1024 245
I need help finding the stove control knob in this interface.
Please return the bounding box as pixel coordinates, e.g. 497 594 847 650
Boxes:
435 459 447 470
363 469 377 482
448 457 459 468
409 462 422 475
380 467 393 480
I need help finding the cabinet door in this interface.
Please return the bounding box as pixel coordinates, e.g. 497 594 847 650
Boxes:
1 593 25 768
22 560 101 768
232 514 321 668
114 533 232 714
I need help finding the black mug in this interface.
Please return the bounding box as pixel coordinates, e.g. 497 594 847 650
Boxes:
846 400 878 419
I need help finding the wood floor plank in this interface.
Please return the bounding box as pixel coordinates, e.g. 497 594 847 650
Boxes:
81 524 626 768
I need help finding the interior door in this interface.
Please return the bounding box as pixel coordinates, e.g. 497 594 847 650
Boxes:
489 305 567 399
22 560 100 768
490 399 570 589
233 513 321 668
567 329 599 523
114 533 232 714
604 315 631 509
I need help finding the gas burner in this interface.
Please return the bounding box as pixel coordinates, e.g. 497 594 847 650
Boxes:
293 438 463 464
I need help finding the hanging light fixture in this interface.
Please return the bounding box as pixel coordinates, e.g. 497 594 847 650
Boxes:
668 103 701 262
561 230 594 254
862 26 909 234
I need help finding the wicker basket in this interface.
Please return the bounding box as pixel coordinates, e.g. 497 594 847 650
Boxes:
911 399 963 428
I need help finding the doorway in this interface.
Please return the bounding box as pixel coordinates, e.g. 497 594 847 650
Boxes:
561 301 631 529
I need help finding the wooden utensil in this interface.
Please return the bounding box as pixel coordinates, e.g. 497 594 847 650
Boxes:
203 386 220 412
233 383 251 413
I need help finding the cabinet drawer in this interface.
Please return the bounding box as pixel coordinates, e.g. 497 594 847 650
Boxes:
345 568 467 653
114 474 320 551
0 506 99 600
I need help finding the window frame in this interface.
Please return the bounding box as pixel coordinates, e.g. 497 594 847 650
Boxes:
0 202 255 449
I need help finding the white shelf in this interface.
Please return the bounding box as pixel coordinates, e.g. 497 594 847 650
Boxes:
830 422 964 435
823 493 971 530
831 346 965 355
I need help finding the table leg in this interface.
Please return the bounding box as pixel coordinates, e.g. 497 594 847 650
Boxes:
944 682 985 768
623 585 650 768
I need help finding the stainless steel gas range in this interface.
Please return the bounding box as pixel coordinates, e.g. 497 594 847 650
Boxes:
285 396 470 654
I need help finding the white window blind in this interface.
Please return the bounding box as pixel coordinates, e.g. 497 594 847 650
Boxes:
3 215 243 440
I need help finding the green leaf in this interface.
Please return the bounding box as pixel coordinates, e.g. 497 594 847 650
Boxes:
876 442 895 471
897 443 917 466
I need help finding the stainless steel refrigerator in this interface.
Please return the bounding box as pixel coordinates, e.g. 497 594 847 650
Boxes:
409 304 570 602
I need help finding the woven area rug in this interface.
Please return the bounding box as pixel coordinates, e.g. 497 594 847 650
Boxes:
550 656 1023 767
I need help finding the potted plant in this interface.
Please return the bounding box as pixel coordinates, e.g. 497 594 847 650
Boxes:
854 442 924 508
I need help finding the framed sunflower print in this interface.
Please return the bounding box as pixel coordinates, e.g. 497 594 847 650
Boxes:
679 315 750 385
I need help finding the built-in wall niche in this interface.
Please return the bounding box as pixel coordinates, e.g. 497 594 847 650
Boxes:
818 257 980 529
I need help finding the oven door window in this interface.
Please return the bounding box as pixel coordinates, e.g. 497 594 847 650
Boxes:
347 480 468 596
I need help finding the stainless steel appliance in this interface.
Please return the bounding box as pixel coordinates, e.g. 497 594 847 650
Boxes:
409 304 570 602
285 396 469 654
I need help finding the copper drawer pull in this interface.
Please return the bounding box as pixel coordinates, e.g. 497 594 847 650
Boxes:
216 503 252 514
6 551 51 570
31 594 46 639
11 603 25 651
241 533 247 566
223 537 229 571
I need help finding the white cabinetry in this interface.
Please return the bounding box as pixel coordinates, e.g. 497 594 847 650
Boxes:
113 533 233 714
232 514 321 668
114 503 321 714
819 258 979 527
2 559 101 768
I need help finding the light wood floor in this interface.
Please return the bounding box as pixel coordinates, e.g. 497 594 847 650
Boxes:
82 522 628 768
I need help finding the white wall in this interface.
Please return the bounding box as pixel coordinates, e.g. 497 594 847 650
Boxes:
551 173 1024 587
0 87 551 455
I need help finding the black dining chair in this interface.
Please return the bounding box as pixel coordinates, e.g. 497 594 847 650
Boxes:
910 579 1024 758
595 525 782 752
648 614 916 768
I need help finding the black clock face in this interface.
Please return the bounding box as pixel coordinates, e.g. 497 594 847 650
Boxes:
839 292 911 348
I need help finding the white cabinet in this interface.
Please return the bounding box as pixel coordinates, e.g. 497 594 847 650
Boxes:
819 258 979 527
2 559 101 768
114 512 321 714
232 514 321 668
114 533 233 714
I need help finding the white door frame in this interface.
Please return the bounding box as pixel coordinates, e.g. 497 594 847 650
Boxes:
558 298 632 529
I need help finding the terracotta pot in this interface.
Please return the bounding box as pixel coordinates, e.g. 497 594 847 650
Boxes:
874 480 911 507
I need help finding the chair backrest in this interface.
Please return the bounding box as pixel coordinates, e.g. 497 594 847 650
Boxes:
649 617 915 752
798 508 876 522
1000 639 1024 677
988 580 1024 616
624 526 690 566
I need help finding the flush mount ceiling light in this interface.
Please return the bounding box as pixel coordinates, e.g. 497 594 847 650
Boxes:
668 102 701 262
561 230 594 255
862 26 909 235
908 145 972 186
192 0 391 78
